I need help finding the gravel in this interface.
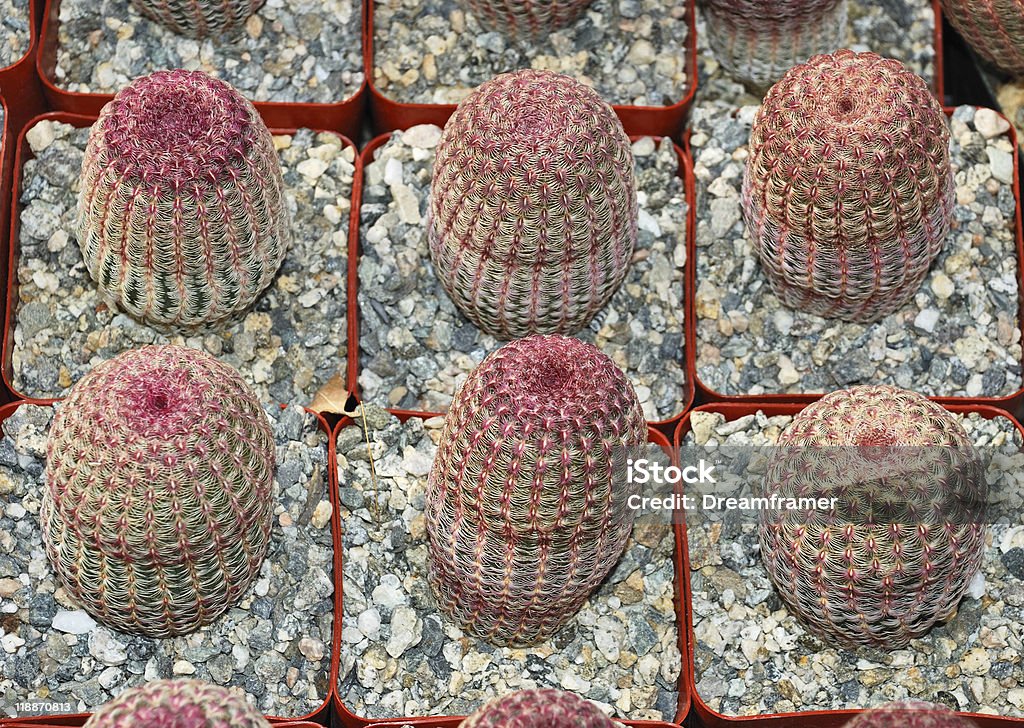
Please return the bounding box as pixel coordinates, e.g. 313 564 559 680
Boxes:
0 403 334 718
53 0 363 104
357 126 688 422
12 120 353 406
692 104 1022 398
683 408 1024 716
336 408 682 721
0 0 29 69
371 0 690 106
695 0 936 108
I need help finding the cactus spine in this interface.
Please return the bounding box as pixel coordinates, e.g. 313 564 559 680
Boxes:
426 335 646 645
458 0 594 41
742 50 953 323
130 0 264 39
701 0 848 88
462 689 617 727
758 385 986 648
428 69 637 339
844 700 979 727
42 345 276 638
77 69 289 332
82 679 271 727
938 0 1024 76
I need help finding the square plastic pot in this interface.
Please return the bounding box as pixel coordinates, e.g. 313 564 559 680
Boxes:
331 413 692 727
0 399 341 725
674 400 1024 728
368 718 684 728
348 131 696 434
364 0 697 137
2 110 359 405
35 0 366 141
685 106 1024 420
0 0 45 130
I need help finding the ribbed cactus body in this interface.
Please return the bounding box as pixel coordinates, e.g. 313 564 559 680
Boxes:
42 345 276 638
82 679 271 727
130 0 264 39
758 385 986 648
742 50 953 323
462 689 616 727
845 701 978 728
939 0 1024 76
426 335 646 646
77 69 289 332
459 0 594 41
702 0 848 88
428 69 637 339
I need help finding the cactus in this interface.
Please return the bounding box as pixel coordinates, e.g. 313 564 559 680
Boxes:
82 679 271 727
938 0 1024 77
42 345 276 638
426 335 646 646
458 0 593 41
758 384 987 648
701 0 849 88
742 50 953 323
461 689 616 727
76 69 289 333
130 0 264 39
428 69 637 339
844 701 978 728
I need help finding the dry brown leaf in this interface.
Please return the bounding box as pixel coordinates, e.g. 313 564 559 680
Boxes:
309 373 351 416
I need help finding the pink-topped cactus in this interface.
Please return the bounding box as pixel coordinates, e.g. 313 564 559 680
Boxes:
939 0 1024 76
458 0 594 41
461 689 617 727
426 335 646 646
743 50 953 323
77 69 289 332
130 0 265 39
82 679 271 727
42 345 276 638
428 69 637 339
759 385 986 648
701 0 848 88
844 700 978 728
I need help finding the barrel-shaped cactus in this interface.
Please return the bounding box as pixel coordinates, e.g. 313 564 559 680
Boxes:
83 679 271 727
743 50 952 323
462 689 617 727
939 0 1024 77
758 385 986 648
130 0 264 39
42 345 276 638
77 69 289 332
426 335 646 645
458 0 594 41
701 0 848 88
844 701 978 728
428 69 637 339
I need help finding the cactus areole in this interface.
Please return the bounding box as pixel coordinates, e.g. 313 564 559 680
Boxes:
76 69 289 333
758 385 987 648
461 688 618 727
42 345 276 638
428 69 638 339
130 0 265 39
845 700 980 728
743 50 953 323
82 679 272 727
426 335 646 646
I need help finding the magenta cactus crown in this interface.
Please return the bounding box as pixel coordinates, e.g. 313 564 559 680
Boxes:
474 334 635 427
101 69 254 186
88 346 222 439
